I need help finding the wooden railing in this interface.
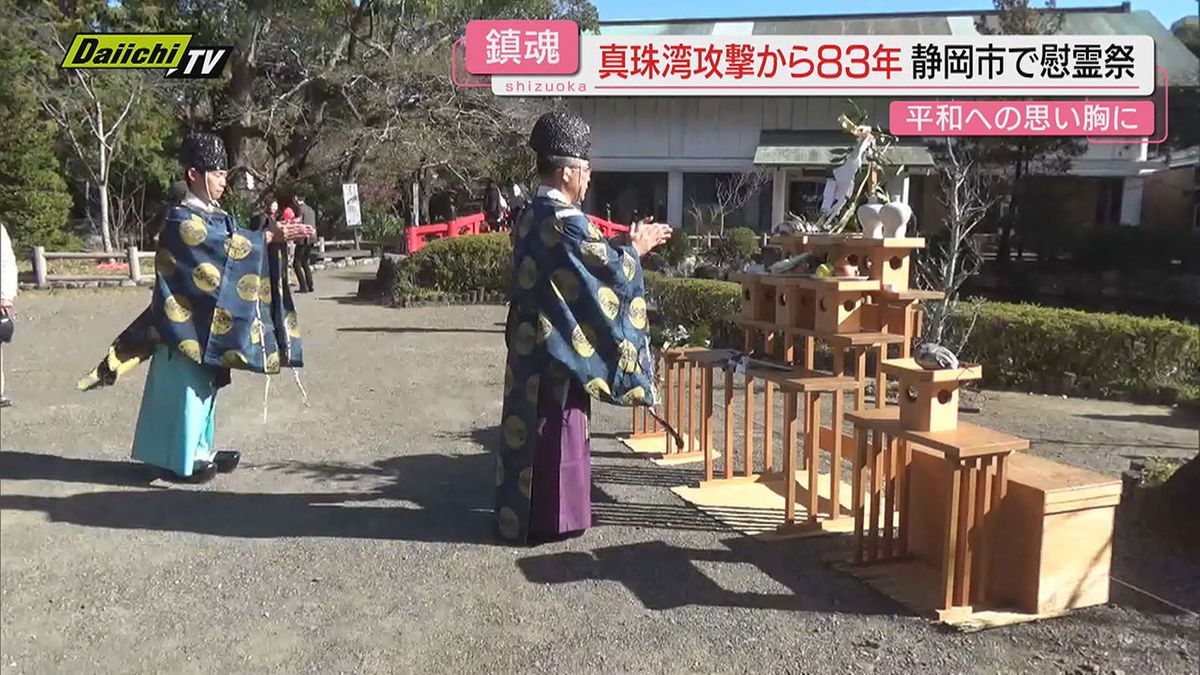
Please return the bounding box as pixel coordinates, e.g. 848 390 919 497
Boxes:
405 213 489 254
687 232 773 249
31 246 153 288
311 237 380 262
31 237 381 289
404 212 631 255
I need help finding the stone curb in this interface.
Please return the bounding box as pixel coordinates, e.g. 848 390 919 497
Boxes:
18 279 151 291
391 290 510 308
18 257 382 291
311 256 381 272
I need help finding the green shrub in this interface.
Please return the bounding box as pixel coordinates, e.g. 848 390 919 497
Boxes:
703 227 761 270
362 211 406 249
951 301 1200 396
660 229 694 267
1141 457 1182 488
644 271 741 341
643 273 1199 399
219 188 253 226
395 232 512 297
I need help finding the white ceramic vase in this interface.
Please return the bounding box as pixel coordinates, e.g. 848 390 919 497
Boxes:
856 203 884 239
880 201 913 238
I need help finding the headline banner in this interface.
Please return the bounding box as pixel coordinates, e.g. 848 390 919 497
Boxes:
489 34 1156 96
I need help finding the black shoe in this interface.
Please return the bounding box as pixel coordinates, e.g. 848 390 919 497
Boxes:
214 450 241 473
163 460 217 484
0 397 11 408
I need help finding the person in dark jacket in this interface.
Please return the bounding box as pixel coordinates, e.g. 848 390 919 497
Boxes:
291 193 317 293
483 179 503 231
249 197 279 231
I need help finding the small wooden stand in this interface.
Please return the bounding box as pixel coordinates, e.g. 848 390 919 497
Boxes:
841 354 1122 628
882 358 983 432
846 405 1027 620
774 369 861 535
659 234 941 538
621 347 725 465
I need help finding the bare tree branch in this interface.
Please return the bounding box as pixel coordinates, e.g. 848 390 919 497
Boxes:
918 137 999 348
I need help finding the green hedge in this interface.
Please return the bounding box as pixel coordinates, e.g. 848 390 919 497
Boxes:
394 232 512 296
642 274 1200 399
644 271 740 337
384 234 1200 401
951 301 1200 396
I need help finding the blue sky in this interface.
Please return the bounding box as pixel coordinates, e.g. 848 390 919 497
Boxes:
592 0 1199 27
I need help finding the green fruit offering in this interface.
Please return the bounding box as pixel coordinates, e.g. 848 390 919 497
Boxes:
814 263 833 278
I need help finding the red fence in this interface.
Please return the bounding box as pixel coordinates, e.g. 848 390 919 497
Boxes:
405 212 629 254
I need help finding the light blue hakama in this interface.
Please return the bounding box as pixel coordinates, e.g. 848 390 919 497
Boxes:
131 345 218 477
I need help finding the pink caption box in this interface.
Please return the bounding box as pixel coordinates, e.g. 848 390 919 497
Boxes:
889 100 1155 137
465 20 579 75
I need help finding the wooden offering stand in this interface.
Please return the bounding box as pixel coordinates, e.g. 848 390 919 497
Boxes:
884 358 984 432
757 274 907 410
623 347 730 466
844 358 1122 627
649 234 941 538
758 233 945 400
696 363 861 534
619 234 1121 630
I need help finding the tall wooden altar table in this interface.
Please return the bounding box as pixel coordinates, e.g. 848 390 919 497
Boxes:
845 406 1029 619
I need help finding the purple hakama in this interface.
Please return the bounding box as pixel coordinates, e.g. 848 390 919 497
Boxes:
528 379 593 540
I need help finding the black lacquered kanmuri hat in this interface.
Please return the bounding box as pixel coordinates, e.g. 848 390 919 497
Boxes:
180 132 228 172
528 111 590 161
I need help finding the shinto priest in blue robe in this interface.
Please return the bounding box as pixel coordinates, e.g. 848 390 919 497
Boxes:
496 111 659 544
76 135 303 478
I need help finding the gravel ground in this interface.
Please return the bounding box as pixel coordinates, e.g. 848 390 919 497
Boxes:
1 268 1196 674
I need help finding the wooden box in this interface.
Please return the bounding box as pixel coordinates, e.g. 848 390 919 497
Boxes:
865 300 908 337
990 453 1122 614
814 289 864 333
867 248 914 293
774 284 816 331
882 358 983 432
736 275 777 324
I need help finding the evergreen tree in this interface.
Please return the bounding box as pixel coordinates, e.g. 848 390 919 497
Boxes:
0 1 73 252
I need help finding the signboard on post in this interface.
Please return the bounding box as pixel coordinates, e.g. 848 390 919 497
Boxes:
342 183 362 228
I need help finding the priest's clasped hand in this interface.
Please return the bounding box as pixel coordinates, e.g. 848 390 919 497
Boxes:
631 223 673 258
265 223 316 245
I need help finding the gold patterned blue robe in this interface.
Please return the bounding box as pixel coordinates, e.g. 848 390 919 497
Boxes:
496 187 657 544
77 200 303 392
78 198 304 476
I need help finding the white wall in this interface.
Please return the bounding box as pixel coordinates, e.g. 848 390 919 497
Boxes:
568 97 1145 169
567 96 1152 228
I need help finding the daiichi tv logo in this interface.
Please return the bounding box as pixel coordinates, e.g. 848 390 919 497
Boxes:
60 33 232 79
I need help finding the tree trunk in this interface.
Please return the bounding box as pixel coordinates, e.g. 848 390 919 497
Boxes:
95 100 113 255
221 14 262 168
97 181 113 254
417 166 432 225
996 161 1024 267
342 152 364 183
410 177 420 228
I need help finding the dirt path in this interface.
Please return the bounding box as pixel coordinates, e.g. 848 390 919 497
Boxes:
1 268 1196 674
